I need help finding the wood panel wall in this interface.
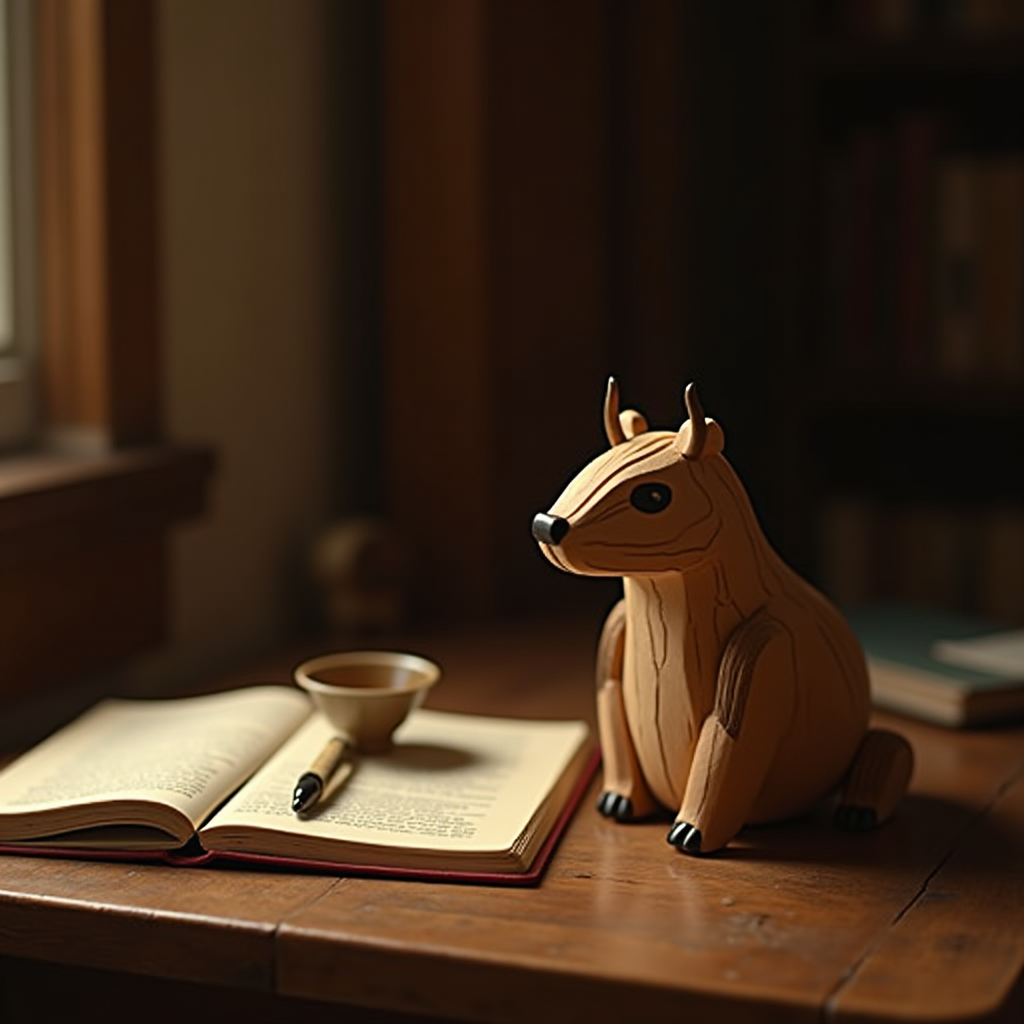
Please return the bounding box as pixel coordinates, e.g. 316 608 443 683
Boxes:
381 0 689 622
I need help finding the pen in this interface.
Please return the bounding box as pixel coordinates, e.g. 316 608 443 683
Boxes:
291 736 350 813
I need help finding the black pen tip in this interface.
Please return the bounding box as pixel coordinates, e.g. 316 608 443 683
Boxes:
292 773 321 814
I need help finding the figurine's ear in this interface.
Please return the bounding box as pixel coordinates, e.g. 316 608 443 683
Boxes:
619 409 648 439
604 378 626 446
605 377 649 445
676 419 724 459
674 383 725 460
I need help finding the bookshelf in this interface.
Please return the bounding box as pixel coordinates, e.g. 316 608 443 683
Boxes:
779 1 1024 624
369 2 1023 627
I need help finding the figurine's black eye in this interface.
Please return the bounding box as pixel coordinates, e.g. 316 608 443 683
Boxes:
630 483 672 514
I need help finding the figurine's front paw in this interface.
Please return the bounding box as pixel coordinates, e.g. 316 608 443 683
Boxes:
597 791 635 822
667 821 704 855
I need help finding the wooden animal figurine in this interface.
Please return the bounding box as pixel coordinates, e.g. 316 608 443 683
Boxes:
531 379 913 855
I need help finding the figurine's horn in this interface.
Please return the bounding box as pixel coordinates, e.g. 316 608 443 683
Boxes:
604 377 626 447
682 383 707 459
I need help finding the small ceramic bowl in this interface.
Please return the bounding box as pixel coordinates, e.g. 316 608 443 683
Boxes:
294 650 441 752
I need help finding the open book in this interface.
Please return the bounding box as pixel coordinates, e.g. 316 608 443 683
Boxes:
0 686 596 883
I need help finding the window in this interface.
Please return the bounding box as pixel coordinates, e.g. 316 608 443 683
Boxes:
0 0 37 451
0 0 213 701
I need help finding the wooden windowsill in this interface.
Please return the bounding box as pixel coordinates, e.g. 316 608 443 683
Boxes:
0 444 215 571
0 444 215 700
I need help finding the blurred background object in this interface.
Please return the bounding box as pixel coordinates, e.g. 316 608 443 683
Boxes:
309 517 406 636
1 0 1022 713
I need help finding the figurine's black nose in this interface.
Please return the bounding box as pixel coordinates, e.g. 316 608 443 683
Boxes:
532 513 570 546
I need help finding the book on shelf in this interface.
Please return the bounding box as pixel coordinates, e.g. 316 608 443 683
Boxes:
890 505 973 611
846 604 1024 727
0 686 596 884
817 495 878 607
845 128 883 370
895 114 940 374
934 155 980 377
933 627 1024 677
978 507 1024 625
818 500 1024 629
820 117 1024 380
818 499 978 612
979 158 1024 377
934 151 1024 379
838 0 1024 35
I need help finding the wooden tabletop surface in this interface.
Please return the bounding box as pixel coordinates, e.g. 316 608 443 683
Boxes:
0 618 1022 1023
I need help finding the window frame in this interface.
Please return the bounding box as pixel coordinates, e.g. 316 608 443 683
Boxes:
36 0 162 451
0 0 212 700
0 0 40 452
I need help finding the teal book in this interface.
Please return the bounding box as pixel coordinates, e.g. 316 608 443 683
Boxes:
845 605 1024 727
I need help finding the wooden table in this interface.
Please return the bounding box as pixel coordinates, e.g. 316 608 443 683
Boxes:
0 619 1022 1024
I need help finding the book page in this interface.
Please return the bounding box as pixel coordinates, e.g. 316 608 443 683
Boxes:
201 709 590 860
0 686 311 840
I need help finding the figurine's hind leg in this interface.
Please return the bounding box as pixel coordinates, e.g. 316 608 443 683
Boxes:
669 614 795 855
835 729 914 831
595 600 657 822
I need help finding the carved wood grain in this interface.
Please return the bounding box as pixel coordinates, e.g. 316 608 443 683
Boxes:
538 387 895 850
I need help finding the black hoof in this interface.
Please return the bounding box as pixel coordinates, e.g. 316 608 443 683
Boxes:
667 821 703 854
597 791 634 822
834 804 878 832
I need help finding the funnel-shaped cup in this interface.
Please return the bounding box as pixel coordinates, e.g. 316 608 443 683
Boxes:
294 651 440 752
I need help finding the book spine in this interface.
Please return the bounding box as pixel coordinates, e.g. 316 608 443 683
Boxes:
978 507 1024 624
820 154 851 370
875 129 901 372
951 0 1004 33
892 505 970 611
978 157 1024 378
839 0 1024 34
895 115 940 375
875 0 918 34
846 131 884 370
933 157 980 377
817 496 877 606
